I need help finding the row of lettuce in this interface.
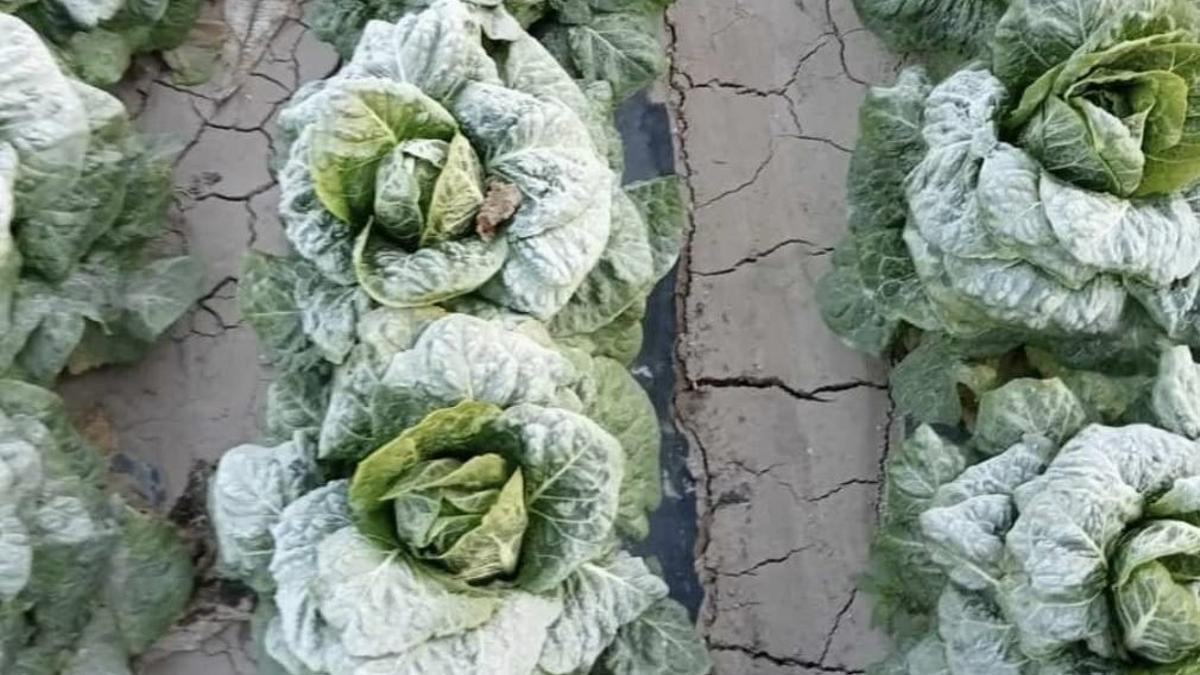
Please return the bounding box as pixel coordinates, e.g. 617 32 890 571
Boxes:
0 0 707 673
205 1 712 674
0 11 204 675
819 0 1200 672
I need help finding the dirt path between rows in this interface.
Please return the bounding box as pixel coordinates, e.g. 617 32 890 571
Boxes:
667 1 902 672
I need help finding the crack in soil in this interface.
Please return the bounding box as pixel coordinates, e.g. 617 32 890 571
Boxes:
805 478 880 504
694 375 886 402
693 237 831 276
818 589 858 666
715 544 814 578
709 642 866 673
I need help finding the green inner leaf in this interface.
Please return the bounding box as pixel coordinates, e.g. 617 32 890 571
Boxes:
309 79 457 224
347 401 532 582
1009 34 1200 196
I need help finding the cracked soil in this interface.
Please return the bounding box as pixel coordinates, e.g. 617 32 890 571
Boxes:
668 0 903 672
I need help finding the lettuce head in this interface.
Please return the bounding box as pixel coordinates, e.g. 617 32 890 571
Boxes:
208 309 710 675
275 0 683 364
821 0 1200 363
867 346 1200 672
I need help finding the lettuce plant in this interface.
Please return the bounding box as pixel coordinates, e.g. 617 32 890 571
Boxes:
0 379 194 673
0 14 203 385
275 0 682 365
309 0 672 103
240 261 669 537
209 308 710 674
820 0 1200 363
6 0 201 86
869 347 1200 673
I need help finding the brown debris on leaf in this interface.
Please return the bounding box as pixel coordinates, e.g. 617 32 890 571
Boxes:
475 180 522 241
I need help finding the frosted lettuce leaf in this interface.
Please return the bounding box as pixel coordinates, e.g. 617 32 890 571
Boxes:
265 365 332 444
538 551 667 674
971 378 1088 455
268 481 353 673
861 425 967 634
1152 345 1200 439
816 240 903 358
575 353 662 539
556 297 646 365
496 403 623 591
209 438 318 590
240 252 368 371
846 64 932 236
920 436 1054 590
595 597 713 675
935 586 1030 674
818 68 937 356
887 334 1014 425
314 527 560 674
550 177 684 342
536 2 670 102
104 504 194 653
240 252 329 372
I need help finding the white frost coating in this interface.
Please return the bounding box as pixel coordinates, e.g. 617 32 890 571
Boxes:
55 0 125 27
0 502 30 599
269 482 353 672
